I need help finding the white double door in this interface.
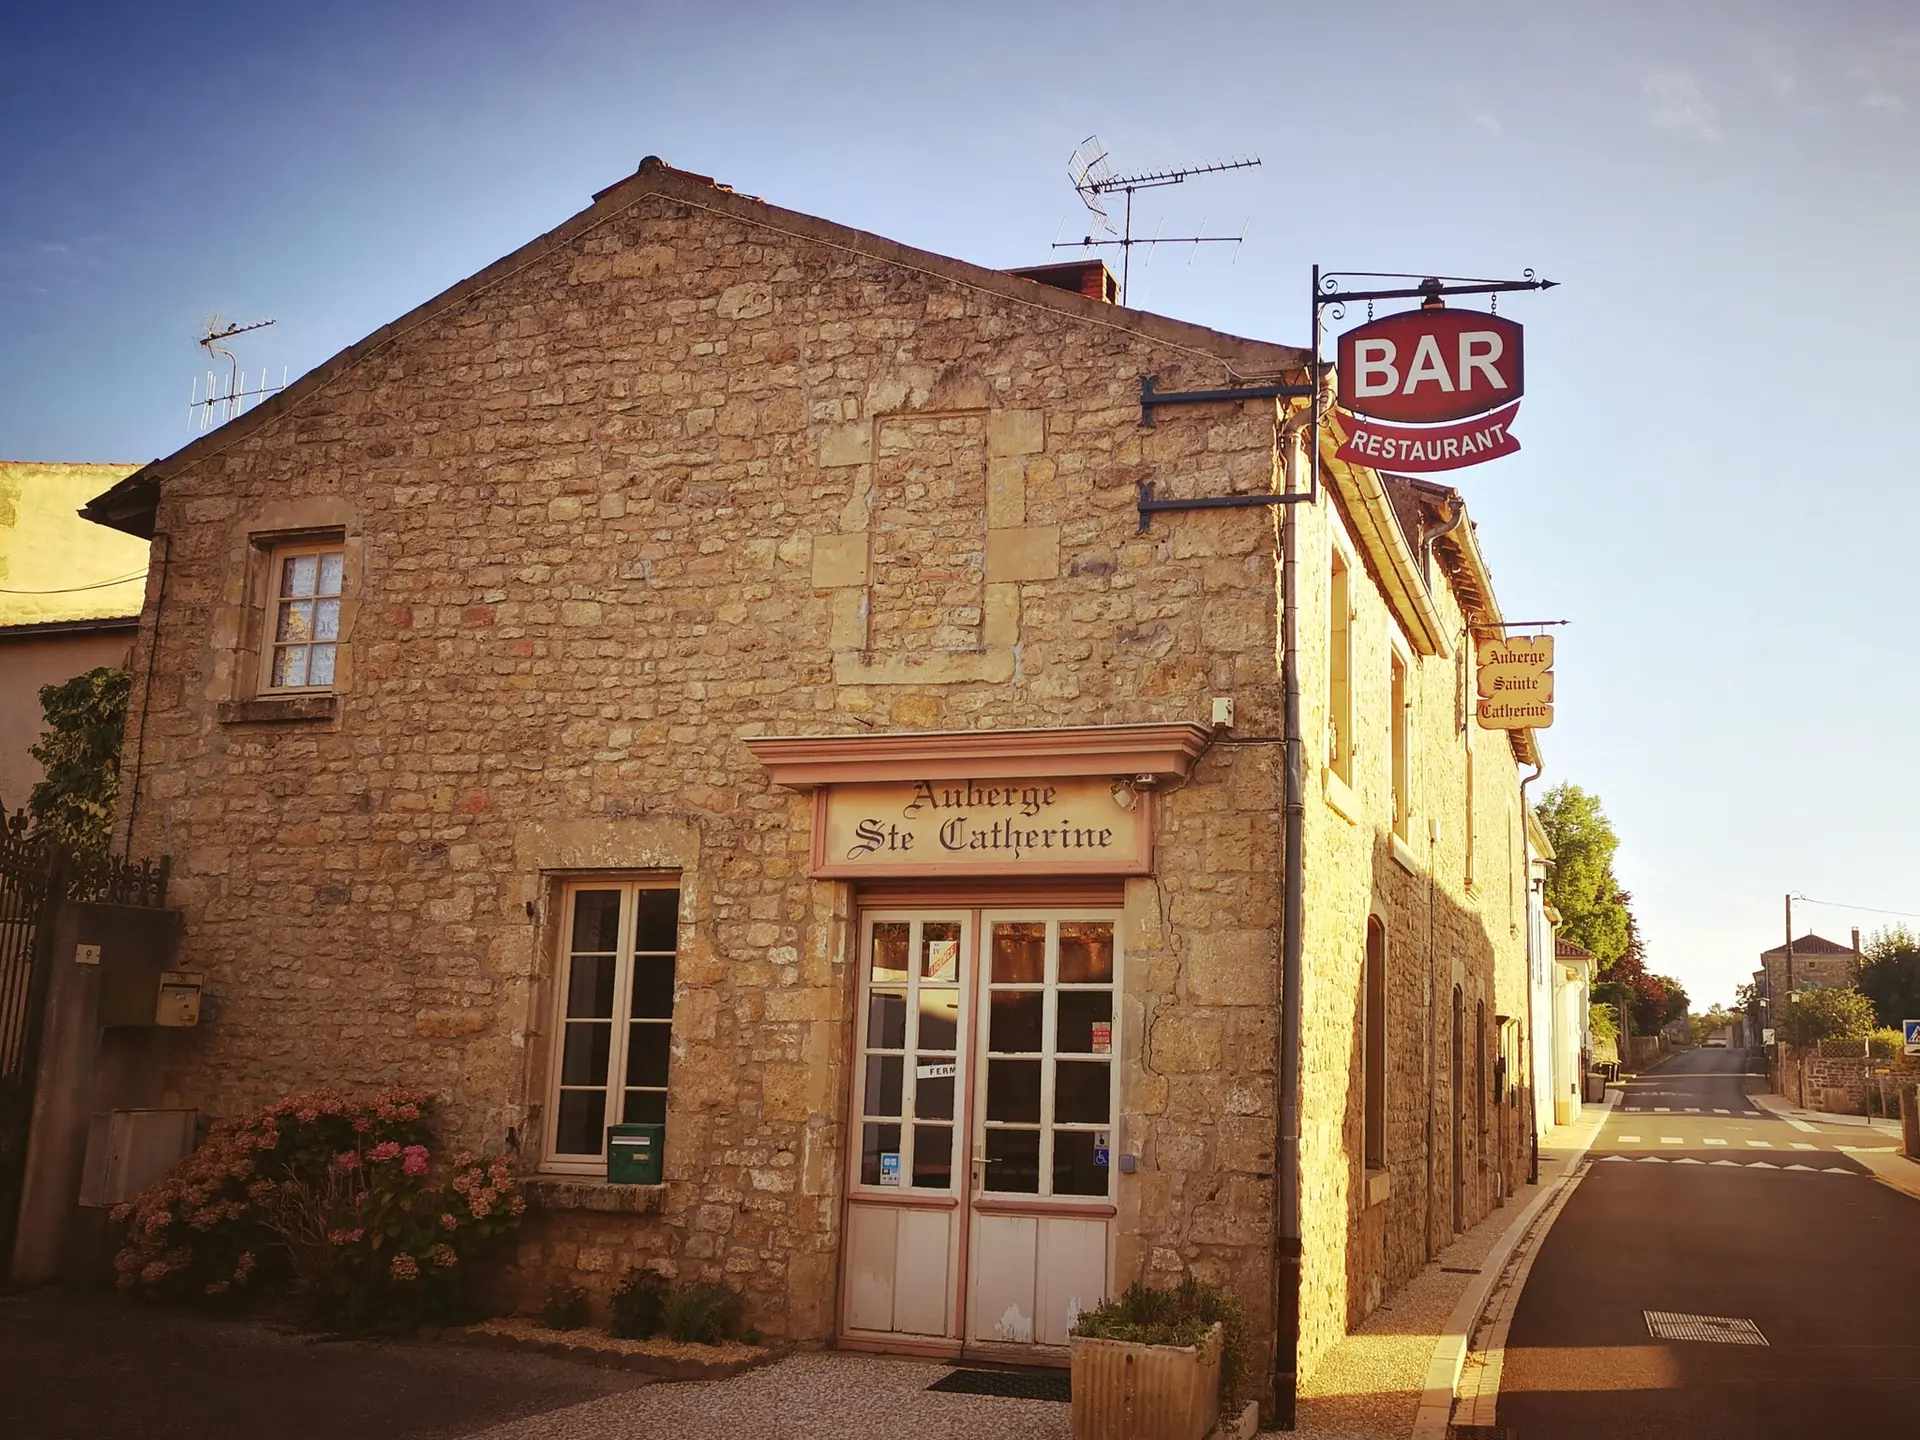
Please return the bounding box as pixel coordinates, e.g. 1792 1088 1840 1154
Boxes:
841 909 1121 1357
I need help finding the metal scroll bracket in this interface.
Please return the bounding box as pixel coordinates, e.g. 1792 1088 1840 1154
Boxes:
1136 480 1313 534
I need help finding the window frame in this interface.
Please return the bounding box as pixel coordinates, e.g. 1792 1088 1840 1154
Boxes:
258 538 348 695
1388 642 1413 842
1362 917 1388 1173
540 877 681 1178
1327 545 1354 786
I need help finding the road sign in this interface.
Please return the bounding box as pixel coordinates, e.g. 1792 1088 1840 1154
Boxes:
1903 1019 1920 1056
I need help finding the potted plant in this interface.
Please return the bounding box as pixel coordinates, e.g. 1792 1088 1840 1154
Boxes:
1069 1278 1246 1440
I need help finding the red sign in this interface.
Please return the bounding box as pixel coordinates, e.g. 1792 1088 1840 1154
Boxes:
1334 403 1521 474
1337 310 1524 424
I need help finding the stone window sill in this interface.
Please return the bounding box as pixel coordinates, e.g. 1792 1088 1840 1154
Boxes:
524 1175 665 1214
1364 1167 1392 1209
217 694 339 724
1322 769 1357 825
1389 832 1420 875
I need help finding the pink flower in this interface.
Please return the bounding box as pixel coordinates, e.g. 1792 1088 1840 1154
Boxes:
352 1117 373 1133
110 1203 132 1224
402 1145 429 1177
390 1253 419 1282
204 1280 230 1296
509 1194 526 1216
451 1173 472 1195
140 1261 171 1283
369 1141 401 1163
429 1244 457 1268
469 1195 492 1219
327 1228 365 1246
440 1213 459 1232
235 1251 256 1277
335 1150 362 1172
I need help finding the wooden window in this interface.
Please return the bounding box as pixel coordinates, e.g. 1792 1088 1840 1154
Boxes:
1464 726 1477 889
1328 550 1353 784
544 879 679 1174
261 542 345 692
1390 650 1411 841
1363 918 1387 1172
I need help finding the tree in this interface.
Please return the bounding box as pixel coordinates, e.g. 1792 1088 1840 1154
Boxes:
25 666 130 860
1856 925 1920 1030
1775 986 1876 1048
1536 784 1629 969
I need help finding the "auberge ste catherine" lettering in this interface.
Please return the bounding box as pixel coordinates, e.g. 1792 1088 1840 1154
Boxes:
846 779 1116 862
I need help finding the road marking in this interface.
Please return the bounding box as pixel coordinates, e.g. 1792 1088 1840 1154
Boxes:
1823 1167 1853 1174
1713 1108 1729 1114
1661 1136 1683 1144
1655 1107 1671 1113
1674 1157 1704 1165
1685 1107 1700 1113
1746 1140 1773 1148
1618 1134 1641 1142
1711 1159 1739 1166
1747 1160 1778 1168
1625 1106 1641 1112
1600 1154 1630 1163
1637 1156 1664 1163
1790 1143 1817 1151
1785 1163 1815 1171
1775 1111 1817 1132
1705 1138 1727 1145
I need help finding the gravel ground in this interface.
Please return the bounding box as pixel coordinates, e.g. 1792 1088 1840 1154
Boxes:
0 1289 646 1440
465 1351 1072 1440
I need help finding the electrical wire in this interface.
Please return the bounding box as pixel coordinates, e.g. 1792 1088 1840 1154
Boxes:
0 570 147 594
1791 893 1920 922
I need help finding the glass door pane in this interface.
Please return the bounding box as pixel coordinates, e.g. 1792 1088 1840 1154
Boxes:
555 890 622 1155
982 921 1046 1193
1050 921 1114 1197
856 916 968 1192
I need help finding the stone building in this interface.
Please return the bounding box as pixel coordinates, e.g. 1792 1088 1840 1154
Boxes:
82 159 1543 1410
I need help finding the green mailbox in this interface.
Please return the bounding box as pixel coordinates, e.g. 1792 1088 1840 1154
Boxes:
607 1123 664 1184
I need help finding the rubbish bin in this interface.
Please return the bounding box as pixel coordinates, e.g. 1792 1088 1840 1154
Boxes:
607 1123 665 1184
1584 1071 1608 1104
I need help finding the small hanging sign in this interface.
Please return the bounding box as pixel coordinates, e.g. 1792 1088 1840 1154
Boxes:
1477 635 1554 730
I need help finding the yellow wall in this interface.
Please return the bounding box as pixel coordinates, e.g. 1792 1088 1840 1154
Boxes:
0 462 148 627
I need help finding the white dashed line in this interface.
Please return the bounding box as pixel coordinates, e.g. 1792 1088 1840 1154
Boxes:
1705 1138 1727 1146
1661 1137 1683 1144
1655 1107 1671 1113
1713 1108 1729 1115
1746 1140 1772 1148
1790 1143 1817 1151
1619 1135 1641 1143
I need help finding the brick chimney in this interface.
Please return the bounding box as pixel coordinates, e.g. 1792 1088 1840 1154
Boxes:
1006 260 1119 303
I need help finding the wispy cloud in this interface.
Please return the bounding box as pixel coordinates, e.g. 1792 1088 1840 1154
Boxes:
1848 33 1920 115
1642 70 1720 142
1470 109 1504 138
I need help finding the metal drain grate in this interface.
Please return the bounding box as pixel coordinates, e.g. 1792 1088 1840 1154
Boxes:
926 1368 1071 1402
1644 1310 1768 1345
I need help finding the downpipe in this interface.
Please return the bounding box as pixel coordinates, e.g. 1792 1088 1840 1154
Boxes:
1520 761 1544 1186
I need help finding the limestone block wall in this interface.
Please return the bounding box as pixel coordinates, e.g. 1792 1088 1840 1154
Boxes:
112 177 1298 1346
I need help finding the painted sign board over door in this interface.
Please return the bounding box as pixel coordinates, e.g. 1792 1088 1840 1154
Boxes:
814 777 1151 877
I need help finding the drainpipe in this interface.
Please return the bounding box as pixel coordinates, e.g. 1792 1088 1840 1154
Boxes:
1519 762 1543 1185
1273 406 1309 1429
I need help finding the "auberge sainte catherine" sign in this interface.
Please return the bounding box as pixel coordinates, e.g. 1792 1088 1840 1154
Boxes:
812 776 1153 877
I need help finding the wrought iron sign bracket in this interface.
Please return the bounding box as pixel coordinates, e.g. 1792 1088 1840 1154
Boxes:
1139 374 1314 428
1136 481 1312 534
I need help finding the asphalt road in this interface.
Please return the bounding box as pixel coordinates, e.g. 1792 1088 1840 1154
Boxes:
1495 1048 1920 1439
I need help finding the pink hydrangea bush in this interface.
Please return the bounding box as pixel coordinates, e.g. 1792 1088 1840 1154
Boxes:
112 1087 523 1328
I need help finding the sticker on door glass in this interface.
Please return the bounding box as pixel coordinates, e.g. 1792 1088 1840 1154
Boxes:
879 1152 901 1186
924 939 959 983
1090 1021 1112 1055
916 1061 957 1079
1093 1131 1110 1167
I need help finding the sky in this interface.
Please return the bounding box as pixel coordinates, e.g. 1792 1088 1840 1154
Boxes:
5 0 1918 1009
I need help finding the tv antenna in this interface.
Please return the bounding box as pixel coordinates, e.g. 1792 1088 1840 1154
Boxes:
189 315 287 432
1057 136 1261 305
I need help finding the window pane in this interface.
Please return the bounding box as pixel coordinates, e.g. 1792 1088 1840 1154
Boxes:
631 954 675 1019
307 644 336 686
915 1074 954 1120
987 1058 1041 1123
271 645 308 688
317 551 344 596
313 597 341 640
864 1055 903 1117
1057 992 1113 1054
554 1090 607 1155
1052 1129 1109 1197
860 1122 902 1186
871 923 909 982
988 991 1043 1054
866 991 906 1050
1054 1060 1110 1124
571 891 622 952
1058 923 1114 983
622 1090 666 1125
921 922 961 982
565 953 617 1018
985 1127 1040 1194
991 923 1046 984
283 553 317 597
912 1124 952 1189
626 1022 671 1088
635 888 679 952
916 990 958 1051
560 1020 611 1085
277 599 314 642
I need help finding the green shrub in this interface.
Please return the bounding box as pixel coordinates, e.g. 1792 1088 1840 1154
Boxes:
1868 1028 1905 1060
664 1281 745 1345
112 1088 523 1331
539 1283 590 1330
609 1270 668 1339
1071 1278 1249 1407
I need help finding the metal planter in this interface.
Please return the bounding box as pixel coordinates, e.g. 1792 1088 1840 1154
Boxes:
1069 1322 1222 1440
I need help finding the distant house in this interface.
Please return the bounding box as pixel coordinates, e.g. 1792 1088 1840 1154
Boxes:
1758 932 1859 1002
1550 937 1596 1123
0 462 148 813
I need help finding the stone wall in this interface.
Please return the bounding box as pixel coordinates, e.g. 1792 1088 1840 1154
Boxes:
112 170 1297 1352
1780 1046 1920 1114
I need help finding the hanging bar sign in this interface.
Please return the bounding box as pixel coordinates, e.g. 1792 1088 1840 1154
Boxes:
1335 403 1520 472
1334 307 1526 474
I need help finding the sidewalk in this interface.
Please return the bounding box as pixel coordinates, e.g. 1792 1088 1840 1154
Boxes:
1282 1098 1613 1440
1751 1092 1920 1204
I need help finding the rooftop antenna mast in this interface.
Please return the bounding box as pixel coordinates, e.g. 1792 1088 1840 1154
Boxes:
1058 137 1261 305
189 315 287 433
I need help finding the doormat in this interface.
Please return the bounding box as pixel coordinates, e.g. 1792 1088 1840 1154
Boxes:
926 1368 1071 1402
